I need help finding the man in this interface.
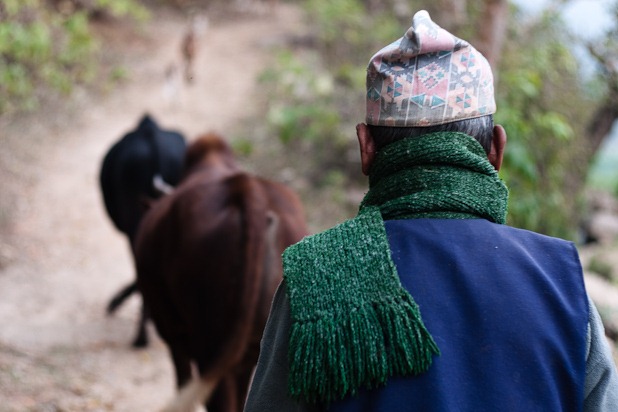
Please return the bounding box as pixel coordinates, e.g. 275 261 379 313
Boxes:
244 10 618 411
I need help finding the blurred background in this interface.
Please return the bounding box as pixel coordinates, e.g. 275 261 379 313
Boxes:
1 0 618 410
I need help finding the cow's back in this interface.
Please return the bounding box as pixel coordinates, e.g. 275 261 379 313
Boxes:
99 117 186 240
135 170 308 375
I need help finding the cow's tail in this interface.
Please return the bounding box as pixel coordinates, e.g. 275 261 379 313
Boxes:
207 175 276 405
106 281 138 314
223 174 273 366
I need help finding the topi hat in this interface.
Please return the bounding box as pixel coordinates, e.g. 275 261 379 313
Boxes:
366 10 496 127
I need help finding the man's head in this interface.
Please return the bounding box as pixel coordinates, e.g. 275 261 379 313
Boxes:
357 10 506 175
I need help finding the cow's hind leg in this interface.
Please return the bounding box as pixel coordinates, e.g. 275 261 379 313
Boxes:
205 366 254 412
132 301 150 348
171 347 192 390
106 281 150 348
206 375 237 412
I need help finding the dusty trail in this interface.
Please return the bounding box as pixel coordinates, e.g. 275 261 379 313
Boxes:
0 4 302 411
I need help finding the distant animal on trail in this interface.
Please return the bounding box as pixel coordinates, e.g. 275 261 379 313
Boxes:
181 25 196 84
99 114 187 348
134 133 308 412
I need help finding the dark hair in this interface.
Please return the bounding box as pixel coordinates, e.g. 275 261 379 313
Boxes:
367 115 494 154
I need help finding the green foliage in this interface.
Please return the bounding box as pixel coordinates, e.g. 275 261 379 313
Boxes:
232 138 255 157
268 104 340 145
304 0 401 67
305 0 365 56
95 0 149 19
262 51 340 146
0 0 147 115
258 0 404 186
109 65 129 82
259 49 346 184
495 7 592 239
588 255 614 282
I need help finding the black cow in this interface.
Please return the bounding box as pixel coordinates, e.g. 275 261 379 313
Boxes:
99 114 187 347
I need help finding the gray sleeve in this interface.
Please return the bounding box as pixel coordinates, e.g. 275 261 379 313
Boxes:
244 281 320 412
584 297 618 411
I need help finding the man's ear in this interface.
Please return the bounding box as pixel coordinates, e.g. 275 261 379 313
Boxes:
356 123 376 176
488 124 507 171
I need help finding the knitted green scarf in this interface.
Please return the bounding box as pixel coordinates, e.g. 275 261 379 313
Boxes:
283 132 509 405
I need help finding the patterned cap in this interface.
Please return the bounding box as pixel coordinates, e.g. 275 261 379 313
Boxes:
366 10 496 127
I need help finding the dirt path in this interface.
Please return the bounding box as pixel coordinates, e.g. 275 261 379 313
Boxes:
0 4 303 411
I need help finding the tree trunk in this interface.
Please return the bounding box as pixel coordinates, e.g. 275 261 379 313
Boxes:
586 45 618 158
587 104 618 156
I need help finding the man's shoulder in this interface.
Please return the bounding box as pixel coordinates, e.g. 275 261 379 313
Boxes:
384 218 579 263
386 217 574 242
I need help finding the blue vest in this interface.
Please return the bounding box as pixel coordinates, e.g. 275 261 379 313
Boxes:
329 219 588 412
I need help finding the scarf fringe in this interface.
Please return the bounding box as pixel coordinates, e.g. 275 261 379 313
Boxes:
288 292 439 404
285 208 440 405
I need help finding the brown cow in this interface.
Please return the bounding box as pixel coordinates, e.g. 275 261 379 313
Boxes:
134 133 308 412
